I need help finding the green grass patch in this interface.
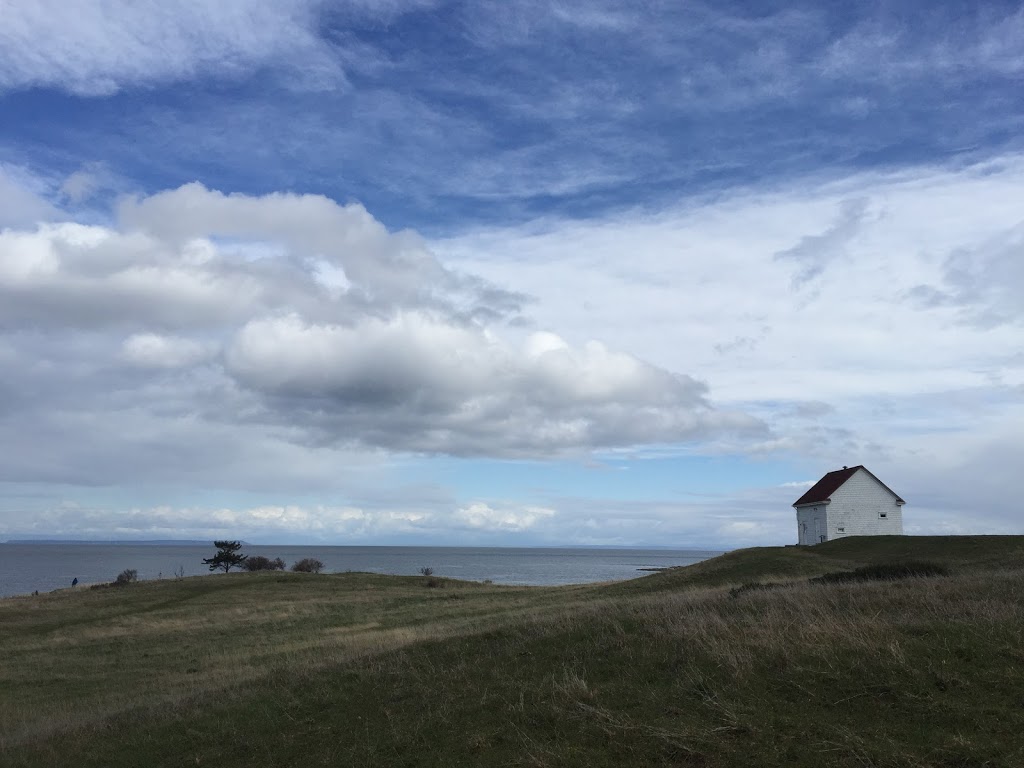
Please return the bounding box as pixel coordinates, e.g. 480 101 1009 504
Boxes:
3 536 1024 767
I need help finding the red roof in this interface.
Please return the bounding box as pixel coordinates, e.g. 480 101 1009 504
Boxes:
792 465 905 507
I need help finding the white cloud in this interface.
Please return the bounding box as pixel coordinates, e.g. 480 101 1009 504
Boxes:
0 180 756 481
0 156 1017 541
774 197 869 286
436 155 1024 406
0 0 349 95
0 502 428 541
223 310 756 456
59 166 105 204
820 8 1024 84
0 164 58 228
909 222 1024 327
434 154 1024 531
455 502 555 532
121 333 214 368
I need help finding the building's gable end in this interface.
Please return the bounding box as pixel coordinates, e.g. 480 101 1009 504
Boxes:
825 468 905 539
852 466 906 505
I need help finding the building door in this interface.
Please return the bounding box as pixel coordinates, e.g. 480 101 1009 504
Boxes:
814 516 824 544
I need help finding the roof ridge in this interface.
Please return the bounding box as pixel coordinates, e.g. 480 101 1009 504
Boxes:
792 465 905 507
791 465 861 507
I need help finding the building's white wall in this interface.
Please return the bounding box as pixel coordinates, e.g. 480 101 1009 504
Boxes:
825 469 903 539
796 505 828 545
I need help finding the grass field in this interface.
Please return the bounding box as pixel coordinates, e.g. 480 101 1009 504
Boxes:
2 535 1023 767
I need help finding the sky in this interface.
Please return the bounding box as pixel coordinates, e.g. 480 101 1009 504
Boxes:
0 0 1021 548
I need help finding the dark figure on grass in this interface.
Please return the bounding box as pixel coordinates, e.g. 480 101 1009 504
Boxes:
202 540 248 573
71 577 78 587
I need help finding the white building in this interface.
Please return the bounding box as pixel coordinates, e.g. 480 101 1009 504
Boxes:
793 465 905 545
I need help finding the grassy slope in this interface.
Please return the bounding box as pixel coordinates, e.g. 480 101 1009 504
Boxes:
607 534 1024 593
3 536 1024 767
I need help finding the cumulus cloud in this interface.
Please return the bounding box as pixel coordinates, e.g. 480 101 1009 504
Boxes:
0 180 755 489
455 502 555 532
224 312 754 456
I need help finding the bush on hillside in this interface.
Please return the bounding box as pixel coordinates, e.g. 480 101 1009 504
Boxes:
811 561 950 585
114 569 138 585
419 567 441 588
292 558 325 574
244 556 286 572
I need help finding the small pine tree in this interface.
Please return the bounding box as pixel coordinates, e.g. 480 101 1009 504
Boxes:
202 540 248 573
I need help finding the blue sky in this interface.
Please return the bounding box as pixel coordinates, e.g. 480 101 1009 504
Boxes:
0 1 1022 547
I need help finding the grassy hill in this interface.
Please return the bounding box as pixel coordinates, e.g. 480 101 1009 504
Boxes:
608 534 1024 593
2 535 1023 767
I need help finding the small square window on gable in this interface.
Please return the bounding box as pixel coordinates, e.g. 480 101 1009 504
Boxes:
879 512 887 518
838 527 845 532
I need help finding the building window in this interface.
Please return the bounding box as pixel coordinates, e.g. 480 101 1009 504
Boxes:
879 512 887 518
838 527 845 532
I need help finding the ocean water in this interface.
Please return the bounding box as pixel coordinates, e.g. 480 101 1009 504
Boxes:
0 544 722 597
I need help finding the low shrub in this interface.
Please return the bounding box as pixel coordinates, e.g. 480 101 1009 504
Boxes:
418 567 441 587
292 558 325 574
114 569 138 586
244 556 286 572
811 561 951 585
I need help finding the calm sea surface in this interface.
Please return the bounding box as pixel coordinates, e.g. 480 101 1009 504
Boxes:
0 544 723 597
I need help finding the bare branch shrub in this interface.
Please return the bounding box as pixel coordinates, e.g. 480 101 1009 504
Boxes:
114 569 138 585
245 556 287 572
292 558 325 574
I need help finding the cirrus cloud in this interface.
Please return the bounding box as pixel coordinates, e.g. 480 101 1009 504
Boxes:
0 0 345 95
